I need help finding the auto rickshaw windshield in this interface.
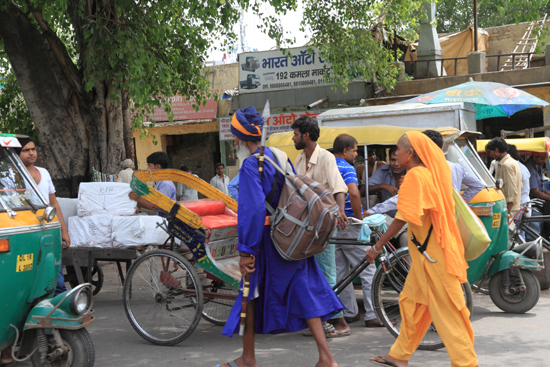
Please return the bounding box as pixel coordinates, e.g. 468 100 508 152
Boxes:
0 148 47 211
448 139 495 188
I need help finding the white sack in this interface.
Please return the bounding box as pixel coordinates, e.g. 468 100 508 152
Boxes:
57 198 78 221
77 182 136 217
111 215 169 248
68 215 113 248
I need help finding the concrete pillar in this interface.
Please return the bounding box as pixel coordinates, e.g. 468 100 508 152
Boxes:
467 51 486 74
416 1 445 78
543 105 550 138
392 61 406 81
546 44 550 67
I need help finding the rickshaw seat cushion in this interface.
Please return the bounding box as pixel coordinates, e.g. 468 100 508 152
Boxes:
180 200 226 216
201 215 238 229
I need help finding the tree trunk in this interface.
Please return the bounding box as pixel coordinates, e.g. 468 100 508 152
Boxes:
0 3 133 197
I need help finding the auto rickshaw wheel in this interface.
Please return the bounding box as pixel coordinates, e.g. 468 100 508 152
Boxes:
29 329 95 367
67 265 104 296
489 269 541 313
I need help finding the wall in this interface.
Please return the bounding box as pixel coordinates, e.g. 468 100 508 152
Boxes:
133 119 218 170
204 63 239 117
481 20 550 72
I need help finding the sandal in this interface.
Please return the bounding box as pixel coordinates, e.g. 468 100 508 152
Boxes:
302 322 350 338
216 360 239 367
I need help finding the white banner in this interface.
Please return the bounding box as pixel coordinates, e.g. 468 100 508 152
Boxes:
219 110 326 141
238 47 333 94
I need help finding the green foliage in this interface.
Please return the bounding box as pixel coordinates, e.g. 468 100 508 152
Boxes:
0 71 37 141
436 0 550 37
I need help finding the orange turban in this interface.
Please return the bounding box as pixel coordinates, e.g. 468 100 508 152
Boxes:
397 131 468 282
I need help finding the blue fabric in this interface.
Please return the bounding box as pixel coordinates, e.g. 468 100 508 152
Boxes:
336 158 362 217
222 147 344 337
154 180 176 217
228 172 240 201
359 214 388 242
55 261 66 296
230 107 264 141
314 241 343 319
525 158 544 192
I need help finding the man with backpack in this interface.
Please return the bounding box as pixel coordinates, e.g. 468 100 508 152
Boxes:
292 116 351 337
219 107 343 367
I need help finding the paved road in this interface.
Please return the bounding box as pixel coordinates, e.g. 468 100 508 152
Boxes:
20 263 550 366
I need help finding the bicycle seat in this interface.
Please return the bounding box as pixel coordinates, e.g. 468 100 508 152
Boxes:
512 241 540 259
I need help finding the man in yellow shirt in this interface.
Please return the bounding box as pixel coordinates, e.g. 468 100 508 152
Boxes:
485 137 522 215
292 116 350 337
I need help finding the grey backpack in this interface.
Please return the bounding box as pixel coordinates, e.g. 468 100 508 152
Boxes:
255 148 340 261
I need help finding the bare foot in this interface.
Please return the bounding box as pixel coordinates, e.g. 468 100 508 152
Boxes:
315 359 339 367
218 356 258 367
331 317 350 334
371 355 408 367
0 348 14 365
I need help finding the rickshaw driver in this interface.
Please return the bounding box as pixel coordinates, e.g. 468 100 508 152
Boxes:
17 138 71 295
524 154 550 236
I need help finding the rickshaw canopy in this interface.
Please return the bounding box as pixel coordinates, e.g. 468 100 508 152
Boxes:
267 124 460 163
477 137 550 157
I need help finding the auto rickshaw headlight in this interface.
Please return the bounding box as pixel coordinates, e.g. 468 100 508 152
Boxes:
44 206 56 222
495 178 504 190
70 287 92 315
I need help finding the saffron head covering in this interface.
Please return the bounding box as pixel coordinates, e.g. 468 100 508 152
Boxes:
397 131 468 282
230 107 264 141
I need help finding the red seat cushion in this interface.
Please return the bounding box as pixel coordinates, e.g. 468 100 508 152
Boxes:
180 200 226 216
201 214 238 229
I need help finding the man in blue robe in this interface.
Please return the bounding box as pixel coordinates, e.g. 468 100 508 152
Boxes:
219 107 343 367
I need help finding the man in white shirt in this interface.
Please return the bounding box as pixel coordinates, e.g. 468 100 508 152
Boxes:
117 159 134 184
18 138 70 295
176 165 199 201
210 163 230 195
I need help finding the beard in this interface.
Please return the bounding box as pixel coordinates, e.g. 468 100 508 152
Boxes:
236 141 252 168
294 136 306 150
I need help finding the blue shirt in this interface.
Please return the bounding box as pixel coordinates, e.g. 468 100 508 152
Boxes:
525 157 544 192
154 180 176 217
368 164 399 217
336 158 362 217
228 172 240 201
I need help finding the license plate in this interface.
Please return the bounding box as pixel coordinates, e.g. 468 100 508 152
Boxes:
16 253 33 272
492 213 501 228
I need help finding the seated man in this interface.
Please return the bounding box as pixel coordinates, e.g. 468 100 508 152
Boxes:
129 152 176 216
366 146 405 217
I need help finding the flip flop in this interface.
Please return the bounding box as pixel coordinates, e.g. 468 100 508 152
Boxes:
216 360 239 367
370 356 398 367
325 329 350 338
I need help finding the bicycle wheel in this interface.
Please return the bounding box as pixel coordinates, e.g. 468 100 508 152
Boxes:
123 249 203 346
372 249 473 351
202 280 239 326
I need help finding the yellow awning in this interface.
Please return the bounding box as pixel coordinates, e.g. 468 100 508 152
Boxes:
267 125 460 163
477 137 550 155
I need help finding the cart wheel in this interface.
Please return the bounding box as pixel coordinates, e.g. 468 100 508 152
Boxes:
29 329 95 367
372 249 473 351
489 269 540 313
123 249 203 346
67 265 104 296
202 280 239 326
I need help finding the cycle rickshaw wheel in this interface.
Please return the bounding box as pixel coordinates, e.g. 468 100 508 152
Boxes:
372 249 473 351
123 249 203 346
201 280 239 326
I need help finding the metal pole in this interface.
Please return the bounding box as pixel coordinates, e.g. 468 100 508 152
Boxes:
474 0 478 51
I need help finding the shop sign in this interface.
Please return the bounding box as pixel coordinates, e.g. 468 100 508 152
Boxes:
238 47 334 94
133 94 218 122
219 110 326 141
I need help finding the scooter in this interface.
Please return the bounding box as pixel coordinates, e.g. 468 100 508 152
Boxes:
0 134 95 366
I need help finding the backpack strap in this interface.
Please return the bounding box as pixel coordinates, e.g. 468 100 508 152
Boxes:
266 153 279 204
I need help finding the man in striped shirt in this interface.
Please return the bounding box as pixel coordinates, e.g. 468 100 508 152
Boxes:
333 134 384 327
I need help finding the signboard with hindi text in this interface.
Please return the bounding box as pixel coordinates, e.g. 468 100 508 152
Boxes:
238 47 333 94
132 93 218 122
219 110 326 141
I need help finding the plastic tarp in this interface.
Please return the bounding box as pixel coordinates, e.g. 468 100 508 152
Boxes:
454 190 491 261
57 198 78 221
68 215 113 248
111 215 170 248
405 25 489 76
77 182 136 217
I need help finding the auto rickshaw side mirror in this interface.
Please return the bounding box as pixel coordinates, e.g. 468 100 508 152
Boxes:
496 178 504 190
41 206 57 222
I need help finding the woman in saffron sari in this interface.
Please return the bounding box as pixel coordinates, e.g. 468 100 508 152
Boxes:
366 131 478 367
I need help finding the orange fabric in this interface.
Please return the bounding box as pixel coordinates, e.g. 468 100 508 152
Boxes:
397 131 468 282
231 114 262 137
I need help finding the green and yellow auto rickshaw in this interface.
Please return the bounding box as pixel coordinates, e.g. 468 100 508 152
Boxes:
0 134 95 367
268 125 542 314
